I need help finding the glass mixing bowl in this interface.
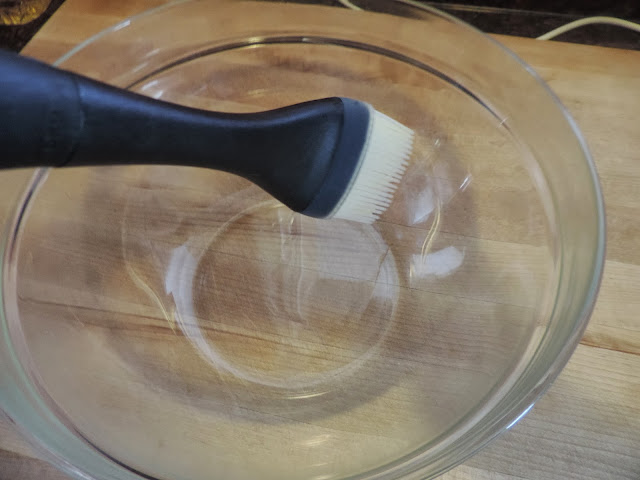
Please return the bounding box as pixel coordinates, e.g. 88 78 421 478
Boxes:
0 1 605 479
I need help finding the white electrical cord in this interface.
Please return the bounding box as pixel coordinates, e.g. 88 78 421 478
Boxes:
337 0 362 11
537 16 640 41
336 3 640 44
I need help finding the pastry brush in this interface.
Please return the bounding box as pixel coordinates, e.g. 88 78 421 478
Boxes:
0 49 414 223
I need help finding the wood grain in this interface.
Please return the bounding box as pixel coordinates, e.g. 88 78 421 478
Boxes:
0 0 638 479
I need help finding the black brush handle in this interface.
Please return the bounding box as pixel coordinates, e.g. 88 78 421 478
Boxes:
0 49 346 212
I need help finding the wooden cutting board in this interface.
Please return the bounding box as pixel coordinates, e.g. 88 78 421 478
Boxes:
0 1 639 479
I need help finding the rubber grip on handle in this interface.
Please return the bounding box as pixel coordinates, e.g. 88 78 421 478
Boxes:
0 49 224 171
0 48 83 169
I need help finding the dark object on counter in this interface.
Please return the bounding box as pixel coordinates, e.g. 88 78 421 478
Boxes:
0 0 53 25
0 0 65 51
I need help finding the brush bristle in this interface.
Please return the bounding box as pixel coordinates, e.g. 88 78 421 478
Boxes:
329 108 414 223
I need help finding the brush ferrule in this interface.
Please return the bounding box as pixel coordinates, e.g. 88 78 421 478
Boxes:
300 98 371 219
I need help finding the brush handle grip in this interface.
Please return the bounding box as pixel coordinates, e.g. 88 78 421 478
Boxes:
1 48 83 169
0 48 256 170
0 49 346 212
